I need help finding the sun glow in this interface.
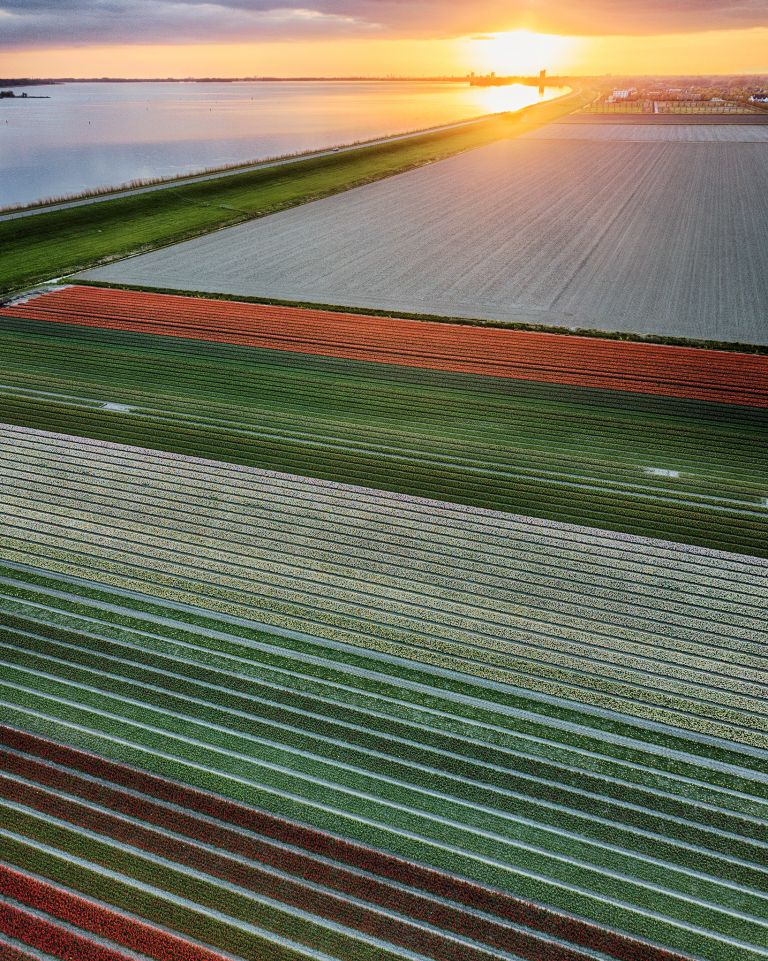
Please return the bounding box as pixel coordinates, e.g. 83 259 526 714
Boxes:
464 30 578 76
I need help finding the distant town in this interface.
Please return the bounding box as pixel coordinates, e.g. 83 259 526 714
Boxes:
592 75 768 110
469 73 768 109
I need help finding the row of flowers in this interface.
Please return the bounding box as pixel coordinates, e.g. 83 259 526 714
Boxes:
0 863 229 961
0 724 688 961
4 285 765 406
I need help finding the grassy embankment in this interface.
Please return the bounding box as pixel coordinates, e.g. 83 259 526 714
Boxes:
0 90 586 296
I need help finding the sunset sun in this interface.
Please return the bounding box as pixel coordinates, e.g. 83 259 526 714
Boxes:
466 29 577 75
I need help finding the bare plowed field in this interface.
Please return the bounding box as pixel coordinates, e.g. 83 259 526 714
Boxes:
526 123 768 142
561 113 768 124
80 136 768 344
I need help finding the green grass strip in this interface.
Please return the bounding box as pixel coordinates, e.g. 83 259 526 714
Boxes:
0 92 589 295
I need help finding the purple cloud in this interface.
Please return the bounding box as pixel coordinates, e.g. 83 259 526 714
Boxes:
1 0 766 48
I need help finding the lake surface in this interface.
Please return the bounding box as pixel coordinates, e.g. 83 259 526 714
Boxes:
2 80 567 208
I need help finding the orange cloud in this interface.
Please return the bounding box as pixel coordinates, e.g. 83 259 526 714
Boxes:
2 0 767 51
3 27 767 79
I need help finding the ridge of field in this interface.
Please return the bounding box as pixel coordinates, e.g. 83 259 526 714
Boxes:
0 317 766 554
525 124 768 143
77 127 768 345
0 728 697 961
5 286 768 406
0 554 765 961
0 89 589 297
1 424 767 748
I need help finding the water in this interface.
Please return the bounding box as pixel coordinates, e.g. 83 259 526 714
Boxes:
1 80 567 209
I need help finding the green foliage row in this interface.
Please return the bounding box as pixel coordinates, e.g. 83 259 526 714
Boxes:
0 567 761 789
0 319 764 557
1 564 765 959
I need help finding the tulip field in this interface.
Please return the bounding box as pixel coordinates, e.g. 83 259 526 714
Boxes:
0 538 765 961
0 284 766 961
0 290 766 557
4 286 767 404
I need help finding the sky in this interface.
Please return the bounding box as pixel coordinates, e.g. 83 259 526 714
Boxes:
2 1 767 77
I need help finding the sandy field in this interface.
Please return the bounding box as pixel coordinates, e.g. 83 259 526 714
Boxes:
81 132 768 344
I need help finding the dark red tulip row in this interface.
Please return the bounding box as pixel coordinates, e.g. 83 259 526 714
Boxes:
3 285 765 407
0 864 230 961
0 725 692 961
0 939 59 961
0 893 137 961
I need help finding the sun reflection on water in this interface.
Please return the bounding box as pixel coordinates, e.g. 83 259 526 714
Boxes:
468 83 570 115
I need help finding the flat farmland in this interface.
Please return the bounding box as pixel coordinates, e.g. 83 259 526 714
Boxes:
0 307 766 556
80 133 768 344
1 424 767 747
561 113 768 125
526 123 768 142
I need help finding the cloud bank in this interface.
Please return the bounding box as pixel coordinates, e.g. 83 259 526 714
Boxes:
2 0 767 48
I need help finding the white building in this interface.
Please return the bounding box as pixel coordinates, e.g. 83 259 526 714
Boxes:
607 88 635 102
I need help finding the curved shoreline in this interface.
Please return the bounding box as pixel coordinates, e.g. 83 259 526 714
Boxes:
1 88 572 222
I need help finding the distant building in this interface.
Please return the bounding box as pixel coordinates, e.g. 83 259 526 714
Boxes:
607 88 635 102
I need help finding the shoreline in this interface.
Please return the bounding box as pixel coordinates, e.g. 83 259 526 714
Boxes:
0 86 571 219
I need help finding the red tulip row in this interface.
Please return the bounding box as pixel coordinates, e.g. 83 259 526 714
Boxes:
0 938 57 961
0 756 564 961
0 724 691 961
0 864 230 961
0 893 136 961
2 285 766 407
